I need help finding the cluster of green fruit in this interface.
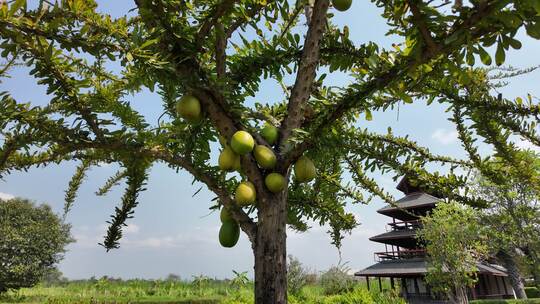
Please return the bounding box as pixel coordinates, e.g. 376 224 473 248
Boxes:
332 0 352 11
176 95 317 248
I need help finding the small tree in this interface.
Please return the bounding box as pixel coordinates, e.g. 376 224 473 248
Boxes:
286 255 309 296
418 201 488 304
0 198 73 293
470 150 540 297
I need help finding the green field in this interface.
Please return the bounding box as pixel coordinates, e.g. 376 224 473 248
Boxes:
0 278 403 304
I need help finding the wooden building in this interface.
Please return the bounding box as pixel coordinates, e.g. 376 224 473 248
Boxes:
355 176 515 303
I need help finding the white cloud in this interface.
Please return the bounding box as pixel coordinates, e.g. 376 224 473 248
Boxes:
71 224 218 249
0 192 15 200
124 224 140 234
431 128 459 145
515 138 540 152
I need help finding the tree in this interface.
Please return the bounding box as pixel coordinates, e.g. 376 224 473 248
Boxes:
418 201 488 304
470 150 540 296
1 0 540 303
0 198 72 293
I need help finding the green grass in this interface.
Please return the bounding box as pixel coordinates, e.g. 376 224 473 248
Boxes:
0 279 402 304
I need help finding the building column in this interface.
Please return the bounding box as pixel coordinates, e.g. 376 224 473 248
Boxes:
378 277 382 292
366 276 370 291
391 277 395 290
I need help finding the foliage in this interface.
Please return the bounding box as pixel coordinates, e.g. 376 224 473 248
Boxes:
0 198 73 293
418 201 488 301
229 271 250 291
2 0 540 301
0 279 405 304
470 150 540 286
287 255 310 296
318 264 355 295
526 287 540 298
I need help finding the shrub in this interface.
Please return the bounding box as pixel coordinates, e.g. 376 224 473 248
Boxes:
372 289 407 304
319 264 356 295
287 255 309 296
0 198 73 293
526 287 540 298
320 287 373 304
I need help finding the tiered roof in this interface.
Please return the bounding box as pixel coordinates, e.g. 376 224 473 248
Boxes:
355 175 509 279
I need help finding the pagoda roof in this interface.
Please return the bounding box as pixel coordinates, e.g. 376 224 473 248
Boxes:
377 192 440 220
355 259 508 278
369 229 418 248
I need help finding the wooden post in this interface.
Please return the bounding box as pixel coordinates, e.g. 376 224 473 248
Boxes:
414 277 420 294
366 276 370 291
378 277 382 292
502 276 509 295
495 275 502 295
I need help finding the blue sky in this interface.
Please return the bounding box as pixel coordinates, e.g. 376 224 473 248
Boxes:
1 1 539 280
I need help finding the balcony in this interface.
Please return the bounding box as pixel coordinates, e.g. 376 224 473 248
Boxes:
374 249 426 261
386 219 422 232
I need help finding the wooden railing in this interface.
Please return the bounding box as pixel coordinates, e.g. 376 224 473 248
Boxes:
387 219 422 231
375 249 426 261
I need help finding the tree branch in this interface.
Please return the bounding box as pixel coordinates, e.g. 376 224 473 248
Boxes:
278 0 329 152
282 0 502 168
407 0 441 57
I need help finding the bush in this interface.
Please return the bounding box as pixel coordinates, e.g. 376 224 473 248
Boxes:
287 255 309 296
526 287 540 298
319 264 356 295
320 287 373 304
0 198 73 293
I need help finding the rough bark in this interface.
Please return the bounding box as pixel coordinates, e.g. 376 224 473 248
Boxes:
497 249 527 299
279 0 329 153
253 191 288 304
449 286 468 304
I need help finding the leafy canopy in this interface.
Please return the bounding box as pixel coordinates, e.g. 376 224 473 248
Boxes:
418 201 488 298
0 0 539 250
0 198 73 293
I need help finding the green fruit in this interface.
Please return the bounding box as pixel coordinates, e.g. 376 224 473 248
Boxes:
218 146 240 172
218 135 228 147
265 173 286 193
235 181 256 206
176 95 202 123
332 0 351 11
219 221 240 248
261 124 279 145
294 156 316 182
220 208 232 223
230 131 255 155
254 145 277 169
233 156 242 172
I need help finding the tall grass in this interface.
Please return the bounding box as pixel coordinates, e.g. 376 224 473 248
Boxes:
0 278 403 304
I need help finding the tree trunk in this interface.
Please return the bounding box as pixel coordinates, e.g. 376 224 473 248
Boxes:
449 285 468 304
497 249 527 298
253 191 288 304
522 246 540 289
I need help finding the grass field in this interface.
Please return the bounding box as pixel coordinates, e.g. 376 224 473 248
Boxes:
0 278 403 304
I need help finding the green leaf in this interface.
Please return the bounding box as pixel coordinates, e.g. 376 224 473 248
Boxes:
533 0 540 14
365 109 372 121
9 0 25 16
466 50 475 66
526 21 540 39
508 37 522 50
495 42 505 66
478 47 492 65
